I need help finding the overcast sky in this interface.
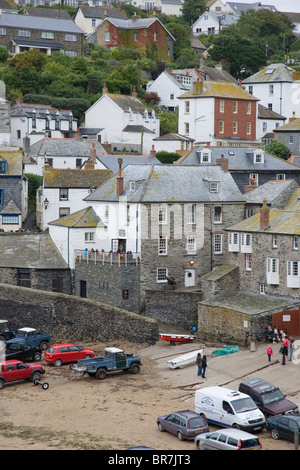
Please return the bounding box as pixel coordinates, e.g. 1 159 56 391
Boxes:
225 0 300 14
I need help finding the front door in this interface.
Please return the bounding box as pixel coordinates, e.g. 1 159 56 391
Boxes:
185 269 196 287
80 280 87 298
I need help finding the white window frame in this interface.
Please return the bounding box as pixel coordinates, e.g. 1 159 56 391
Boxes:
157 267 168 283
214 233 222 254
213 205 222 224
272 234 278 248
59 188 68 201
41 31 54 39
187 204 196 224
158 236 168 255
241 233 252 253
287 260 300 288
228 232 239 252
249 173 258 186
245 253 252 271
220 100 224 113
85 232 95 243
65 34 76 41
185 101 190 114
105 31 110 42
186 235 196 254
233 101 238 114
210 181 219 193
219 121 224 134
276 174 285 180
267 258 279 285
18 30 31 37
294 236 299 250
260 283 265 295
158 204 167 225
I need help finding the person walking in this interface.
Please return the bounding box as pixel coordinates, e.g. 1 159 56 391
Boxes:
281 336 289 365
196 353 202 377
267 345 273 362
201 355 207 378
289 336 295 361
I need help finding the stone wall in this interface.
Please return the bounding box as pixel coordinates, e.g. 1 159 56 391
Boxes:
0 283 159 344
198 304 272 344
74 260 140 313
145 289 203 328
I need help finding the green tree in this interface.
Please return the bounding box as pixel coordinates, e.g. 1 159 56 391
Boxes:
181 0 206 25
265 140 291 160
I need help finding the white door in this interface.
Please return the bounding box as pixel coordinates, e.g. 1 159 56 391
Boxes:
185 269 195 287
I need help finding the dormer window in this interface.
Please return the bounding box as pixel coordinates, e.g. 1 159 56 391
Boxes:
210 181 219 193
129 181 136 192
200 148 211 164
254 151 264 164
0 160 6 173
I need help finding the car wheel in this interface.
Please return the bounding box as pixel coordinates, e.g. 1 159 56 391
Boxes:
129 364 140 374
232 423 240 429
40 342 48 351
0 379 4 390
34 352 42 361
177 431 184 441
197 440 202 450
42 382 49 390
95 368 107 380
54 359 62 367
31 372 41 383
158 422 164 432
271 428 280 440
84 354 92 359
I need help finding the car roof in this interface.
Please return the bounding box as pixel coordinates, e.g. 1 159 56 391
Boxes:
0 360 23 365
211 428 258 438
241 377 277 392
51 343 75 348
174 410 201 417
269 414 300 422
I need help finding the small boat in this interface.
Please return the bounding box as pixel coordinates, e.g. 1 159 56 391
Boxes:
159 333 196 344
166 349 204 369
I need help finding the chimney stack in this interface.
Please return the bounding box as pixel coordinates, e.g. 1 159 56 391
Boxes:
150 145 156 158
260 198 270 230
132 85 137 99
85 143 96 169
289 111 296 122
23 133 30 156
216 157 228 172
102 82 108 94
117 158 124 197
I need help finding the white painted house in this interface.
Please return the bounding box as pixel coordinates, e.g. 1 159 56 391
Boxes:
242 63 300 120
10 102 78 148
192 11 237 36
84 85 160 155
146 70 189 111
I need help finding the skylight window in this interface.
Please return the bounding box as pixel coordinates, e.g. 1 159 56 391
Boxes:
265 69 275 75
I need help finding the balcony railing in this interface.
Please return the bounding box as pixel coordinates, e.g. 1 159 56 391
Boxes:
75 249 141 266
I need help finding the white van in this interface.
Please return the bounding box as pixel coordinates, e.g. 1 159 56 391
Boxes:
195 386 265 432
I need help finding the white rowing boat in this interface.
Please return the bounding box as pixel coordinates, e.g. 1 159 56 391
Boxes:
166 349 204 369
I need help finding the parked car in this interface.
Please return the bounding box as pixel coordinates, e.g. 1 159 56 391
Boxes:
239 377 298 417
44 343 95 367
266 415 300 441
3 342 42 362
157 410 209 441
195 428 262 450
0 360 45 389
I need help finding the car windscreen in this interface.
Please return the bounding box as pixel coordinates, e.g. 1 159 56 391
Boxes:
240 438 260 449
261 389 284 405
189 416 206 429
231 397 257 413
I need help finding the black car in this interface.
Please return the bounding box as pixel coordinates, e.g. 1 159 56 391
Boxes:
157 410 209 441
3 342 42 362
266 415 300 441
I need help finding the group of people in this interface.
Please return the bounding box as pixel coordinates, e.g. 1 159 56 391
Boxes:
266 325 295 365
196 353 207 378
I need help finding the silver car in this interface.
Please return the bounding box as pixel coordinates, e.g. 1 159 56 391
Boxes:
195 428 262 450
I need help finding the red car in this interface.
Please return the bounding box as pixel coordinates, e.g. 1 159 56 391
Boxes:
0 360 45 389
44 343 95 367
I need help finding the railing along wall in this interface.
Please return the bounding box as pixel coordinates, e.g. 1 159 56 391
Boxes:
75 250 141 267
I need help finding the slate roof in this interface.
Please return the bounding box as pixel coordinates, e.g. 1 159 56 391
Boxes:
0 199 21 215
244 179 299 205
197 65 238 83
242 63 297 84
199 291 300 315
29 138 107 157
96 93 154 115
24 7 71 19
275 118 300 132
0 149 23 175
0 12 84 33
76 6 127 19
48 206 105 228
153 133 194 142
85 164 243 203
44 168 112 188
258 104 286 120
101 17 175 40
11 103 76 122
178 146 300 172
178 80 258 100
0 233 68 269
226 2 278 15
96 155 161 173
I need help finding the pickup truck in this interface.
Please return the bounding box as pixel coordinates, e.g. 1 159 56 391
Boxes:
0 360 45 390
6 328 51 351
3 343 42 363
0 320 16 341
71 347 142 380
